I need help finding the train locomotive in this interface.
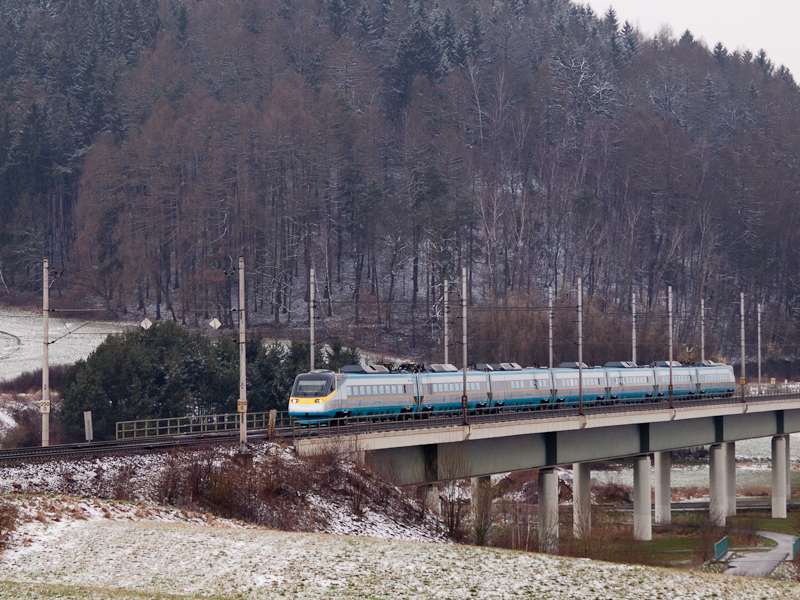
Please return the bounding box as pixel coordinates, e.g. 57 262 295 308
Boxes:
288 361 736 424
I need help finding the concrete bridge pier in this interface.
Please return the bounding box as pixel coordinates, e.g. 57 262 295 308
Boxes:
709 443 727 526
633 455 652 541
573 462 591 539
772 435 788 519
423 484 441 515
653 451 671 524
538 468 559 554
725 442 736 517
787 435 792 498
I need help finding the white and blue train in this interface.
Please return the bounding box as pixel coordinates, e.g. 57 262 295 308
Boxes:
288 361 736 424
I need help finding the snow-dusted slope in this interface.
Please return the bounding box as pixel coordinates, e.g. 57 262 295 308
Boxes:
0 495 798 600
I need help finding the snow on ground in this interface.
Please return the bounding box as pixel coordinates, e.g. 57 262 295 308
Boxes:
0 495 798 599
0 442 447 544
0 307 126 382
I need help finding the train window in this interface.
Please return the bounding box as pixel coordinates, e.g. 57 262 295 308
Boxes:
379 385 384 395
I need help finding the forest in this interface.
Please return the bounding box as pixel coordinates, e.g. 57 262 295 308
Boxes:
1 0 799 368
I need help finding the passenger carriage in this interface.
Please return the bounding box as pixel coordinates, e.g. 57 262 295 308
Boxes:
604 361 655 401
551 363 608 405
475 363 553 409
417 364 490 414
695 361 736 398
652 361 698 399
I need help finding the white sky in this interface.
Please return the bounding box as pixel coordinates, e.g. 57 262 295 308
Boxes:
582 1 800 76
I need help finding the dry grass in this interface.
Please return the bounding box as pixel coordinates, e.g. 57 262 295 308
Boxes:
0 500 18 547
673 486 707 501
739 483 771 497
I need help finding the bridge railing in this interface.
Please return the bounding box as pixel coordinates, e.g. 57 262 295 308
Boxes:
115 387 800 441
290 388 800 439
116 410 293 439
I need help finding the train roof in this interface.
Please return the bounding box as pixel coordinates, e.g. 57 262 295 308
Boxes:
474 363 522 371
425 363 460 373
338 364 390 374
693 360 730 367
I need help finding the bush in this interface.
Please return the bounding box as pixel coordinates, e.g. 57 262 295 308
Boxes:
0 500 18 548
593 481 632 505
57 322 359 442
0 365 70 393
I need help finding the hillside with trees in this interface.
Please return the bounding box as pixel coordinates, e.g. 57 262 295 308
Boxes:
1 0 799 368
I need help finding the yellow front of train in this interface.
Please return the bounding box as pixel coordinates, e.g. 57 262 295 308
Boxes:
288 370 341 423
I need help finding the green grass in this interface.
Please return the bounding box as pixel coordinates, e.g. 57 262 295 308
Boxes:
728 511 800 536
642 537 696 553
0 580 232 600
757 534 780 547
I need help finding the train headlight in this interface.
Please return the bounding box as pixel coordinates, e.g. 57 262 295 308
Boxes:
290 398 299 404
314 398 323 403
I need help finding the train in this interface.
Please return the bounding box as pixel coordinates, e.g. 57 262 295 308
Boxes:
288 360 737 423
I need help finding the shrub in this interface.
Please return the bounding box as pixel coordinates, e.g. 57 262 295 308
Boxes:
0 501 18 548
0 365 70 393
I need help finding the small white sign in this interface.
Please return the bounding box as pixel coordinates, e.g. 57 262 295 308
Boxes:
140 318 153 330
209 317 221 330
84 411 93 442
40 399 50 414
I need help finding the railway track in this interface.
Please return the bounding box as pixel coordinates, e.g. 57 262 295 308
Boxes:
0 427 296 463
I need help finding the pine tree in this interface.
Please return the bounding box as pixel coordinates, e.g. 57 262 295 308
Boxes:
467 6 483 59
679 29 694 47
621 20 637 59
756 49 774 74
604 7 618 34
391 18 440 108
713 42 727 67
776 65 795 88
327 0 350 39
175 3 189 46
355 2 373 44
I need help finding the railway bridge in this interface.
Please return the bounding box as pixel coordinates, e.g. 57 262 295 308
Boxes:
294 393 800 554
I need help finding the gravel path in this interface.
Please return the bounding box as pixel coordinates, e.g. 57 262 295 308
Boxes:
727 531 797 578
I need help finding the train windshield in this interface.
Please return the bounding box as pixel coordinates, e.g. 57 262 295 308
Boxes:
292 374 334 397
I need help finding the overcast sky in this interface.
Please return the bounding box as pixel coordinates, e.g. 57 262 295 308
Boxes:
582 1 800 76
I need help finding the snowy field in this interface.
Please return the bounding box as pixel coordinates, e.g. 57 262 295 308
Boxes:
0 495 799 600
0 306 127 382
